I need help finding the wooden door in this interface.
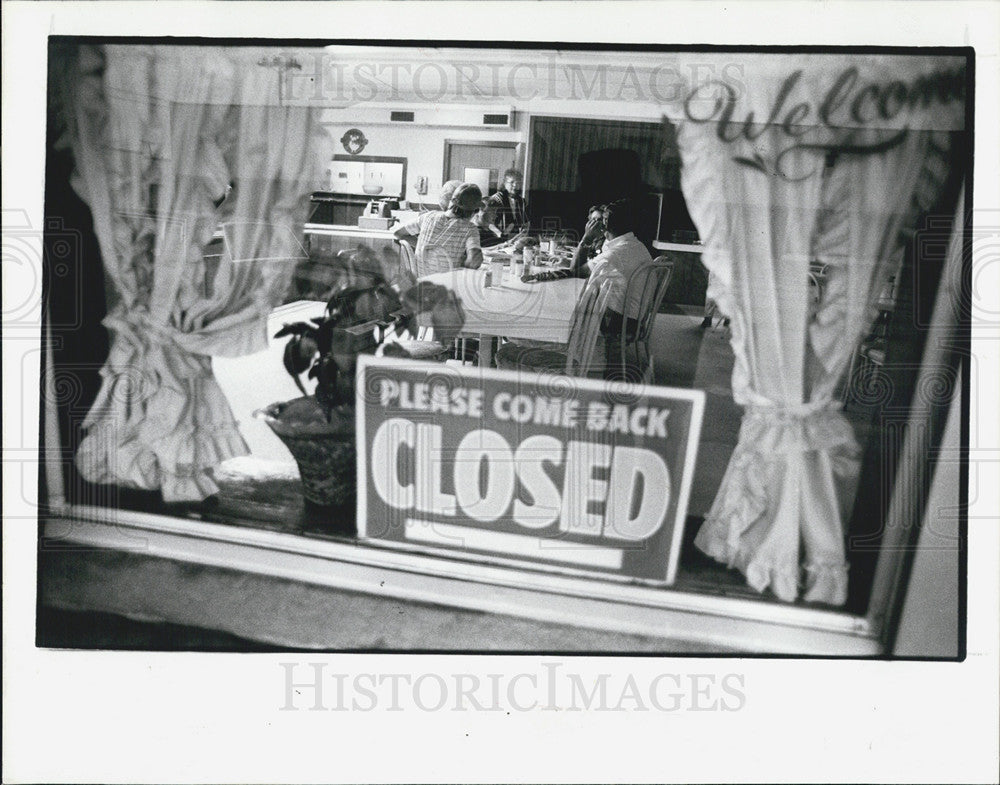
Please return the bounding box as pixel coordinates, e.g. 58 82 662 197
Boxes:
443 141 520 195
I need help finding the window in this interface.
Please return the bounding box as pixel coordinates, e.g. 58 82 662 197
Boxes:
39 41 970 655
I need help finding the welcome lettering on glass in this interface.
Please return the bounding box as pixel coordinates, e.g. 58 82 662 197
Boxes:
682 65 965 179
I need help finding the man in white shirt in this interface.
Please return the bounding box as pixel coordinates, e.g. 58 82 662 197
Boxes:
497 200 652 378
571 199 653 379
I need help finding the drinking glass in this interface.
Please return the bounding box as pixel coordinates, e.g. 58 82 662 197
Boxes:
490 259 505 288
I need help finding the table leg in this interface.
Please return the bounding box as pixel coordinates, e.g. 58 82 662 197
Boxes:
478 334 494 368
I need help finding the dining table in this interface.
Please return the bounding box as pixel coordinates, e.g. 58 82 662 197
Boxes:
419 255 587 367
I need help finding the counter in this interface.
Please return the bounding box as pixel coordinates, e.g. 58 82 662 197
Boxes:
651 241 710 307
304 222 396 239
652 241 704 253
289 222 404 302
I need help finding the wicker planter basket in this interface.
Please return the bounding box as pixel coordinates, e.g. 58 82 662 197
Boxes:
256 397 356 507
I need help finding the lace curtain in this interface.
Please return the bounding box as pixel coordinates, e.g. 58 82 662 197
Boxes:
661 55 965 604
65 45 327 501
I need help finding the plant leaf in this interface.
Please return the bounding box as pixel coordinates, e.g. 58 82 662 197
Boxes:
402 281 448 313
282 341 308 396
430 294 465 345
397 313 418 339
381 343 411 358
274 321 311 339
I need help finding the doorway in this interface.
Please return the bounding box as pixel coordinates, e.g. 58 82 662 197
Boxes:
442 140 522 196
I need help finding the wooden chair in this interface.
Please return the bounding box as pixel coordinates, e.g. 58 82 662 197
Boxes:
395 238 482 364
381 239 455 361
842 276 897 405
808 270 823 306
397 238 419 279
616 257 675 383
494 278 614 377
842 338 887 406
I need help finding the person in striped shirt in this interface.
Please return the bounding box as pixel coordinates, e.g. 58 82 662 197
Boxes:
394 183 485 277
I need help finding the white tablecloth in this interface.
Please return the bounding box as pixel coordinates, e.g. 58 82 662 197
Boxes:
421 268 586 343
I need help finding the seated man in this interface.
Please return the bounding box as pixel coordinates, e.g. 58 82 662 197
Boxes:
472 206 503 247
498 200 651 379
583 203 607 256
394 183 484 276
570 199 653 379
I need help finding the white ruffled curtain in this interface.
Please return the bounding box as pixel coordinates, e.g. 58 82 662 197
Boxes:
67 45 327 501
665 60 962 604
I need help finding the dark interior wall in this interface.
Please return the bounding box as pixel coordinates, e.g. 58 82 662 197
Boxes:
527 116 697 244
43 43 110 507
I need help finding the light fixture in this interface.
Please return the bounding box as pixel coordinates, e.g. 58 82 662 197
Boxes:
256 53 303 106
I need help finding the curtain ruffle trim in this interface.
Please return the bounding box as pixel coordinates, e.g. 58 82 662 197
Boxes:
693 404 858 606
801 561 850 605
695 526 849 605
75 420 249 502
694 524 799 601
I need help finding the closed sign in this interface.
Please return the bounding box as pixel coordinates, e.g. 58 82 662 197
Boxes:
356 357 704 584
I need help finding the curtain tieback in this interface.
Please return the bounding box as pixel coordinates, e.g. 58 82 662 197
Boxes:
104 306 177 344
102 307 212 380
742 403 859 458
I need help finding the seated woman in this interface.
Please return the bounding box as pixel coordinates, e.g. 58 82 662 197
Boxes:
437 179 464 210
394 183 484 277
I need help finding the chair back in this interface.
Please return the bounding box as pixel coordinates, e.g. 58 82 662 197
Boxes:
622 256 675 343
565 278 615 377
397 238 419 278
613 256 675 382
807 270 822 306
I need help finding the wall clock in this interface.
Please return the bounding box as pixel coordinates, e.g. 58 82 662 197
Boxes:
340 128 369 155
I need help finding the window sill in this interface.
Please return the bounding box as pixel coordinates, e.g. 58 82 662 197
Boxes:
42 499 880 655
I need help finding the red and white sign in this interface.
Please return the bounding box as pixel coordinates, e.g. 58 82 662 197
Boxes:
357 357 705 584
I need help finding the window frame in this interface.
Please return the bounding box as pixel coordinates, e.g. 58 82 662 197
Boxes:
38 47 970 656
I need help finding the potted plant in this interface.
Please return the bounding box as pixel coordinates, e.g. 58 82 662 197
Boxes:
256 248 465 509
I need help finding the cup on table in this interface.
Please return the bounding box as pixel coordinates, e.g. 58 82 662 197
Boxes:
490 259 504 288
522 247 535 274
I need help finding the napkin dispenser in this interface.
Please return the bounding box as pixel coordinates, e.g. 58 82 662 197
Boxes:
359 199 396 229
364 199 397 217
358 216 395 229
